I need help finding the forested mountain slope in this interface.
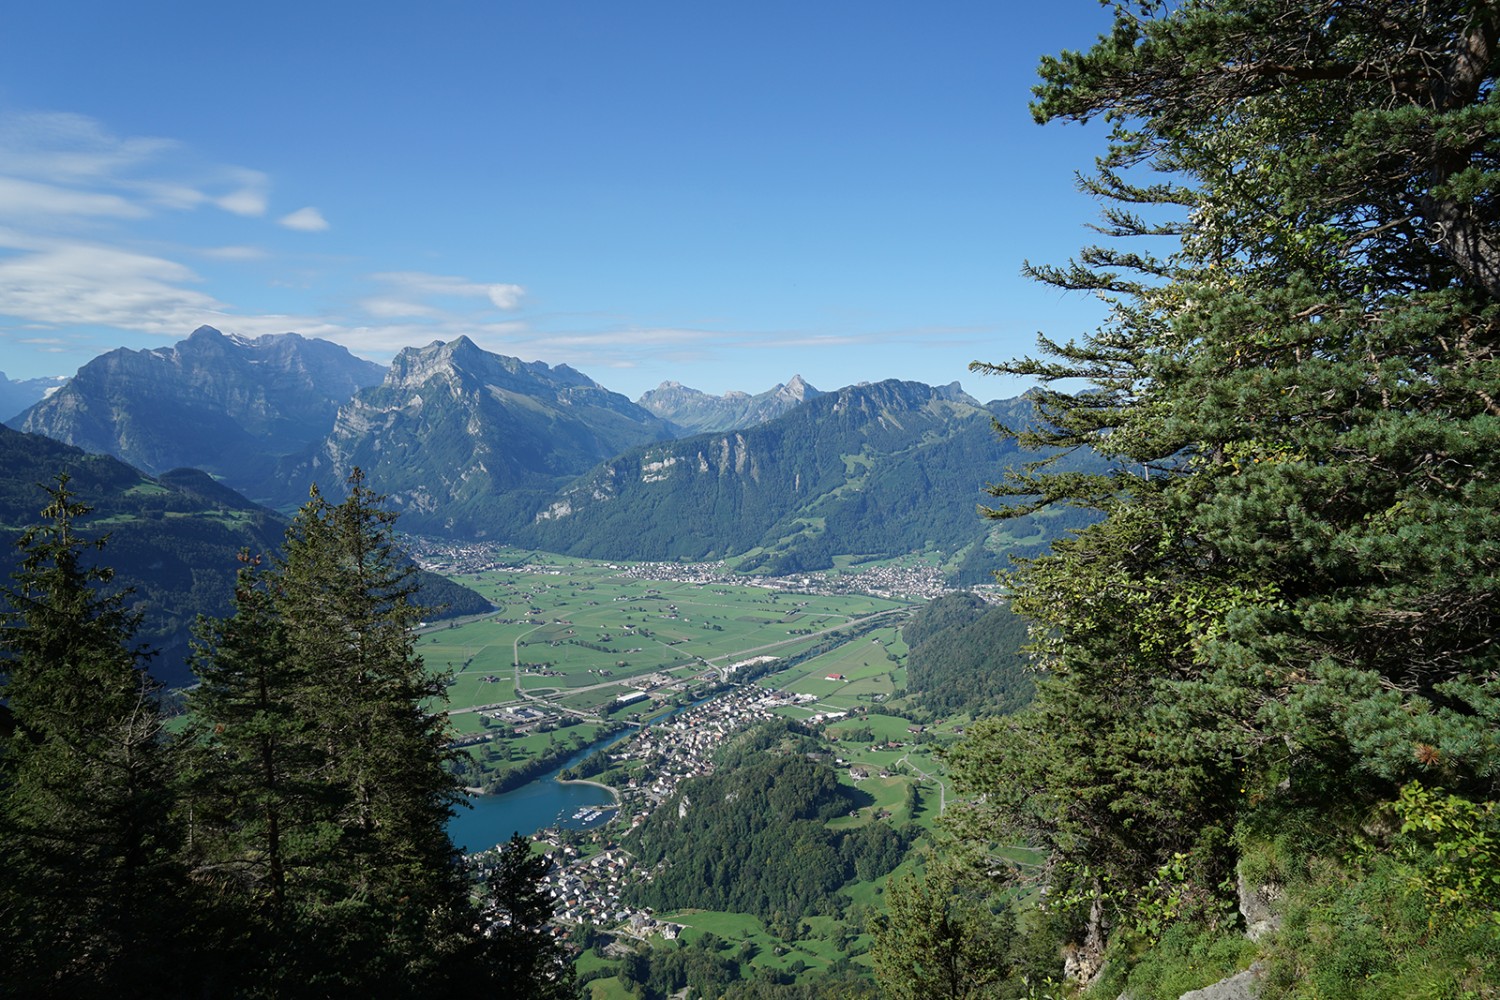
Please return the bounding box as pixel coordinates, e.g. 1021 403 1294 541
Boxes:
0 425 488 686
524 380 1100 576
901 593 1033 718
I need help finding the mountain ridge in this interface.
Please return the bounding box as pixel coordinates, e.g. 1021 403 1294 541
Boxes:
275 336 676 535
637 374 823 433
521 378 1091 576
11 326 385 496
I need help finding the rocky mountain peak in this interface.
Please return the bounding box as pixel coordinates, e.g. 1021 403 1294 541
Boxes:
636 375 823 435
13 326 384 492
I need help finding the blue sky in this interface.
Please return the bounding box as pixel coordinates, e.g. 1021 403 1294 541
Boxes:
0 1 1119 401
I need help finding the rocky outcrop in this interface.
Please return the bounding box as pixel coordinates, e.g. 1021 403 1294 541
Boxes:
1238 874 1284 942
637 375 823 434
1179 963 1263 1000
280 336 674 535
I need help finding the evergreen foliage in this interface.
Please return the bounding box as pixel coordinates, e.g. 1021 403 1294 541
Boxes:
0 424 489 687
183 470 482 995
868 863 1015 1000
0 477 188 997
1 472 569 997
474 834 577 1000
942 0 1500 989
902 593 1034 718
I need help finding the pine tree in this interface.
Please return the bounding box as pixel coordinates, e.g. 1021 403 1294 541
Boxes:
0 475 185 997
948 0 1500 981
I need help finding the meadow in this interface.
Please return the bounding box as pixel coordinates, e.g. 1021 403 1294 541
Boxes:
417 554 914 782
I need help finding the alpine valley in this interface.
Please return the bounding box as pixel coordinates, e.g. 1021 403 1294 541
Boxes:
4 326 1095 683
12 327 1096 564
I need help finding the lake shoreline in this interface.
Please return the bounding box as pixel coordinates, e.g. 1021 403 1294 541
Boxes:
557 776 621 804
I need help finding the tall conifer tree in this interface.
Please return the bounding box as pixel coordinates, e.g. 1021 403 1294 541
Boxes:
946 0 1500 983
187 470 478 995
0 476 184 997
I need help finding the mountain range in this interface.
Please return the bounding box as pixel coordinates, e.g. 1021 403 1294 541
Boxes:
522 379 1083 577
8 326 1098 598
273 335 676 534
636 375 822 434
0 371 68 423
11 326 385 497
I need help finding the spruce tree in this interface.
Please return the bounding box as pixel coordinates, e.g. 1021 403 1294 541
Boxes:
179 553 336 996
186 470 478 995
0 476 184 997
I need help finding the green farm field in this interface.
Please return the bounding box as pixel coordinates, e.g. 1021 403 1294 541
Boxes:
416 556 914 725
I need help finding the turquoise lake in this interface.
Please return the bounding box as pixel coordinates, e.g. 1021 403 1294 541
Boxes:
447 730 630 853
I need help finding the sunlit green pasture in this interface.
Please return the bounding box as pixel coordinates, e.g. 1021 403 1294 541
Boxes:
417 558 914 723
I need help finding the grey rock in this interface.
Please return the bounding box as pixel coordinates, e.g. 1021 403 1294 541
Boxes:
637 375 824 434
1179 963 1262 1000
15 326 383 494
1238 870 1284 941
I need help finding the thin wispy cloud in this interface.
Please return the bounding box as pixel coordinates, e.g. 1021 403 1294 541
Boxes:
0 238 225 332
0 111 177 184
0 176 147 221
0 112 272 223
215 184 270 218
0 110 316 354
370 272 525 310
198 245 269 261
279 206 329 232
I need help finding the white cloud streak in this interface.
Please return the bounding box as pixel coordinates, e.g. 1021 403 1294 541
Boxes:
0 176 148 220
279 206 328 232
0 238 225 332
370 271 526 311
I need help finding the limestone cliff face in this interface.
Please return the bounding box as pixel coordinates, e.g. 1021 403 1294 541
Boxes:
636 374 823 434
13 326 383 494
282 336 674 536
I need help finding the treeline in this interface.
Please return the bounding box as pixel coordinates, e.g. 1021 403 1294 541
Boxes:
901 593 1034 718
0 472 572 999
624 722 913 922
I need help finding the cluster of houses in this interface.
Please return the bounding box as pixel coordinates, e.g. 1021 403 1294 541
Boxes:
610 685 780 820
520 684 788 932
533 846 644 928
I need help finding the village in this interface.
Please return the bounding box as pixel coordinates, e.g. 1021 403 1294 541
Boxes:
403 537 968 604
524 679 808 932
